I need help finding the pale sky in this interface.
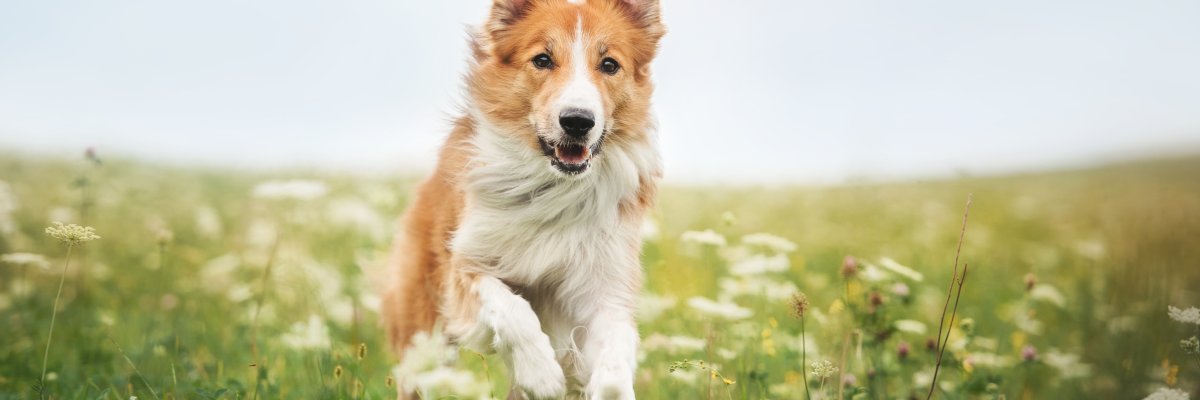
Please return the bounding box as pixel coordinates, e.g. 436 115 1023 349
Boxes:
1 0 1198 183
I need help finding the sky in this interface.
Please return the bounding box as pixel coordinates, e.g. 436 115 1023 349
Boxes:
1 0 1198 183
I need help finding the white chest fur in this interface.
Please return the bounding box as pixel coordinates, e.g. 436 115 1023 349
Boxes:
450 124 658 290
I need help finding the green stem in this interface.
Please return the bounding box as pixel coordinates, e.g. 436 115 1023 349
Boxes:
40 244 74 392
801 316 810 400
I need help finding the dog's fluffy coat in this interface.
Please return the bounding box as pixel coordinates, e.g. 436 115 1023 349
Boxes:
381 0 664 398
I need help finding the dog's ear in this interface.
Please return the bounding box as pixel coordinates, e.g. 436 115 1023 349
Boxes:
614 0 663 37
486 0 534 39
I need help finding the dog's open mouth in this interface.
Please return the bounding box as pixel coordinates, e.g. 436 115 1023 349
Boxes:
539 138 601 175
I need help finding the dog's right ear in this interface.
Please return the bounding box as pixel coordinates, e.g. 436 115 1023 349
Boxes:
486 0 533 40
473 0 535 62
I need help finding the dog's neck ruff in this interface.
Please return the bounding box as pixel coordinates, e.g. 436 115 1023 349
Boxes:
450 112 659 286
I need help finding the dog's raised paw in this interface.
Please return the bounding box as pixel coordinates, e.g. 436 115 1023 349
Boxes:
586 364 634 400
511 343 567 399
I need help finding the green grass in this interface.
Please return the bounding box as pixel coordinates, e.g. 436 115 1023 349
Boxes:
1 153 1198 399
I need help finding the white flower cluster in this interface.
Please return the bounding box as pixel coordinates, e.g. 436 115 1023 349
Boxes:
1 252 50 269
810 359 838 379
279 315 331 350
252 179 328 200
1168 305 1200 325
1143 387 1190 400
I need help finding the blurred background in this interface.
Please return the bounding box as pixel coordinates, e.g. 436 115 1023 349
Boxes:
1 1 1199 399
3 0 1198 183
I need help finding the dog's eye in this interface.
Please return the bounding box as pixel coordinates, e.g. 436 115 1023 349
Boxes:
532 54 554 69
599 57 620 75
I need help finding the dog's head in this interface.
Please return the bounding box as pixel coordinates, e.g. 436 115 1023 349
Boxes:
468 0 664 176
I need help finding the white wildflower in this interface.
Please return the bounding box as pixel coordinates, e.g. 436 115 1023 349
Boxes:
877 257 923 281
1043 349 1092 379
680 229 726 247
669 368 701 383
1143 387 1190 400
810 359 837 379
687 296 752 320
194 206 223 238
45 222 100 245
860 264 890 282
717 348 738 360
967 352 1015 368
741 233 797 253
637 293 676 322
1030 284 1067 308
894 319 928 335
719 277 797 301
641 334 706 354
1168 305 1200 325
328 198 386 240
729 254 789 276
280 315 331 350
1 253 50 270
252 179 328 200
641 217 660 241
393 327 489 399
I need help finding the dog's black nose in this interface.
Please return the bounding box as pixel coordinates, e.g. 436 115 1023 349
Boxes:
559 108 595 138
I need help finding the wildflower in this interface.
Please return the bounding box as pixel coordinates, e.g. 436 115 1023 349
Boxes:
895 320 928 335
891 282 910 298
1 252 50 270
1168 305 1200 325
877 257 924 281
1181 336 1199 355
637 293 677 322
1024 273 1037 292
741 233 797 253
840 256 858 279
680 229 726 247
1021 345 1037 362
280 315 331 350
44 222 100 245
642 334 707 354
252 179 328 200
334 365 344 380
1030 284 1067 308
959 318 976 335
898 342 911 360
810 359 837 379
729 254 789 275
357 343 367 360
718 277 797 300
1142 387 1190 400
790 292 809 319
841 374 857 387
85 147 102 165
925 338 938 352
868 291 884 313
687 296 752 320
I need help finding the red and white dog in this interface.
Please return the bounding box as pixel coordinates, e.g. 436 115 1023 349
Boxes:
382 0 664 398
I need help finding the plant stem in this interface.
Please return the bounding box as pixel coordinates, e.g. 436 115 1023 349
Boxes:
40 244 74 391
801 315 810 400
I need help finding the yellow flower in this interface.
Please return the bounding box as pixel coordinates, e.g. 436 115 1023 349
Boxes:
44 222 100 245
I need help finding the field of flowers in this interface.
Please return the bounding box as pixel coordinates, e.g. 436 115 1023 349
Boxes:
1 152 1198 399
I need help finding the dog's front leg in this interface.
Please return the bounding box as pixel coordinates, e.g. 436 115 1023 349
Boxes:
581 306 639 400
446 270 566 399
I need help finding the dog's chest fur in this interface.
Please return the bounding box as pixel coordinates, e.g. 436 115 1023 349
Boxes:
450 125 657 299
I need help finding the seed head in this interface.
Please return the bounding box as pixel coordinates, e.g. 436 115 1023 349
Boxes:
357 343 368 360
1021 345 1038 362
897 341 910 360
840 256 858 279
1024 273 1037 292
790 292 809 319
45 222 100 246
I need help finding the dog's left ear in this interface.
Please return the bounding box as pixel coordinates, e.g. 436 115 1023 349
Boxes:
615 0 664 39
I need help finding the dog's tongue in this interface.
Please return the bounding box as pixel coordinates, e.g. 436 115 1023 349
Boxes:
555 144 589 165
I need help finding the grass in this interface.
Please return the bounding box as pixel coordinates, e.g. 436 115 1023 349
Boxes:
0 152 1198 399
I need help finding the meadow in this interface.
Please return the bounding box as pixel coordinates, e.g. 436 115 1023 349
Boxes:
1 152 1198 399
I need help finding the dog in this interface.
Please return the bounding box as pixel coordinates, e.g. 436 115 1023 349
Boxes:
380 0 664 398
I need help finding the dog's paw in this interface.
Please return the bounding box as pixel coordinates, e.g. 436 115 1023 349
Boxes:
511 341 566 399
586 363 634 400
